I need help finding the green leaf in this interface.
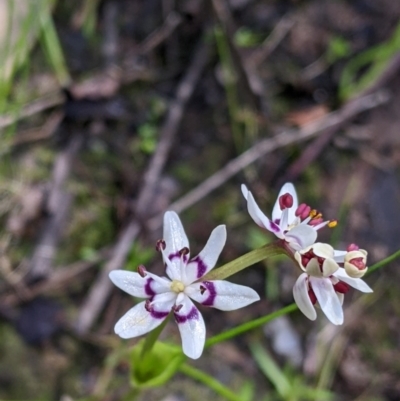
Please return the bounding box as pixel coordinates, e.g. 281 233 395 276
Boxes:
130 340 185 388
250 342 291 398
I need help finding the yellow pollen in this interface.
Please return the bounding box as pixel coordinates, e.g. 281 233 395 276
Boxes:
170 280 185 293
309 209 318 218
314 213 322 219
328 220 338 228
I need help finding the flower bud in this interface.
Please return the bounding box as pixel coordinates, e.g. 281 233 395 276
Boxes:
344 249 368 278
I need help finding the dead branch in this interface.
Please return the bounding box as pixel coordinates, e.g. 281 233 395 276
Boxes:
28 134 83 280
147 89 389 230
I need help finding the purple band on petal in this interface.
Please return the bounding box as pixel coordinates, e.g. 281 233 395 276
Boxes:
174 306 199 324
144 278 155 296
150 310 170 319
200 281 216 306
168 251 188 263
270 221 280 232
189 255 207 279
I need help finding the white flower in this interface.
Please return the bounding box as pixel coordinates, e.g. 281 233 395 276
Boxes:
293 243 373 325
109 211 260 359
241 183 337 251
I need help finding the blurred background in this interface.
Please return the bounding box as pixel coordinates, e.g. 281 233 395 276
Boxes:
0 0 400 400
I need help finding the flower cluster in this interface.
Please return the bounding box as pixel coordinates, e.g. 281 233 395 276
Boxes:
242 183 372 325
109 183 373 359
109 211 259 359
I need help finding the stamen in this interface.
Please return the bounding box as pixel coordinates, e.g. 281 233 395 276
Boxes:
328 220 338 228
173 304 183 313
309 209 318 218
296 203 311 220
145 299 152 312
279 193 293 210
156 239 166 251
349 257 366 270
200 285 206 295
308 288 317 304
309 218 323 226
347 243 359 252
333 281 350 294
179 247 190 256
137 265 147 277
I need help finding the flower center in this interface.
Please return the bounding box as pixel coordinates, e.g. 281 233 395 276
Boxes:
170 280 185 293
348 257 366 270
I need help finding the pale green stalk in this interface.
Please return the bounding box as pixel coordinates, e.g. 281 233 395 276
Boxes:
140 314 170 359
367 248 400 275
205 303 298 348
202 242 284 281
179 363 243 401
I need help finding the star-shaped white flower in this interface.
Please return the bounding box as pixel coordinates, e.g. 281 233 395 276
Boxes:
241 183 337 251
109 211 260 359
293 243 373 325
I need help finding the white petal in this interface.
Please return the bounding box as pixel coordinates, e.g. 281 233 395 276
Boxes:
336 292 344 305
312 243 334 258
241 184 249 199
109 270 150 298
293 273 317 320
114 301 169 338
333 268 373 293
144 272 172 293
305 258 324 277
174 295 206 359
243 188 282 236
272 182 298 225
333 250 346 263
185 225 227 284
186 280 260 311
321 258 339 277
163 211 190 280
285 225 317 250
310 277 343 325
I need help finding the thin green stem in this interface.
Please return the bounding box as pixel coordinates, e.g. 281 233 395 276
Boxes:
140 314 170 359
367 248 400 275
203 242 284 281
205 303 298 348
180 363 243 401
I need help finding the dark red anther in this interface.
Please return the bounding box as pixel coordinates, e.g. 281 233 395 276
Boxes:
279 193 293 210
200 285 206 295
145 299 152 312
137 265 147 277
179 247 190 256
296 203 311 220
156 239 166 251
308 288 317 304
301 249 316 267
349 257 365 270
173 304 183 313
333 281 350 294
301 255 311 267
309 218 324 226
347 243 359 252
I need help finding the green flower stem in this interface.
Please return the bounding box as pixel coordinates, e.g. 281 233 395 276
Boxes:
367 248 400 275
140 314 170 359
202 242 284 281
205 303 298 348
179 363 243 401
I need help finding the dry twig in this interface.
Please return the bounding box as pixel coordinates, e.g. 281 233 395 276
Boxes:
75 39 211 334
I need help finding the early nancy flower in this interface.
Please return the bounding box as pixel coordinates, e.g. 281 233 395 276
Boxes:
343 243 368 278
241 183 336 251
293 243 373 325
109 211 260 359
